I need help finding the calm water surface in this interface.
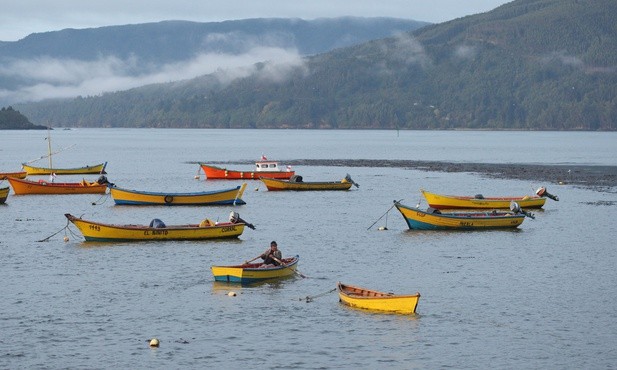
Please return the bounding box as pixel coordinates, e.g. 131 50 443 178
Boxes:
1 129 616 369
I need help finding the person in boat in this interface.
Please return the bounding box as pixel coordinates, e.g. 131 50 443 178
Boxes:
246 241 282 266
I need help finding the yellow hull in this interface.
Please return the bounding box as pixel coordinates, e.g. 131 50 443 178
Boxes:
65 213 245 242
22 162 107 175
337 282 420 314
395 202 526 230
8 177 107 195
421 189 546 209
260 177 352 191
110 183 247 205
0 171 27 180
0 186 9 204
211 256 299 284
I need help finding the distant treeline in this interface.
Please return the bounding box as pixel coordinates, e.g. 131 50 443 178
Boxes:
15 0 617 130
0 106 46 130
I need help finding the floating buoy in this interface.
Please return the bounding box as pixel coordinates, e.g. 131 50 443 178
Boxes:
254 187 259 191
228 291 237 297
194 175 199 180
378 226 388 231
63 236 69 242
149 338 160 347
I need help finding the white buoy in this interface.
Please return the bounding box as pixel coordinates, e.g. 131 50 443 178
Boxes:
228 291 237 297
63 236 69 242
254 187 259 191
378 226 388 231
149 338 159 347
194 175 200 180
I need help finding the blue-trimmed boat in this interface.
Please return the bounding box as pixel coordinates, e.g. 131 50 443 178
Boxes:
109 183 247 205
394 201 531 230
211 256 299 284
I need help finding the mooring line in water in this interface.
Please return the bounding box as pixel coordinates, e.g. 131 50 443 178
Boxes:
91 192 110 206
300 288 336 303
38 219 70 242
366 199 403 230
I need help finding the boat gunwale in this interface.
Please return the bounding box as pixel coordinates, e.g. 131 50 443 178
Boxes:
110 184 242 197
64 213 245 231
337 282 421 301
213 256 299 271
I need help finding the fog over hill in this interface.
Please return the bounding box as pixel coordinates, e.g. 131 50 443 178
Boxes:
0 17 426 105
12 0 617 130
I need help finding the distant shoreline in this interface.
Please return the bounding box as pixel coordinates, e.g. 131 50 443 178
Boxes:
210 159 617 191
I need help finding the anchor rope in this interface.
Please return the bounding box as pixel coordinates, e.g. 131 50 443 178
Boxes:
300 288 336 303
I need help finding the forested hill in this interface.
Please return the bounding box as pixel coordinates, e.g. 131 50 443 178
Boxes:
16 0 617 130
0 107 46 129
0 17 426 106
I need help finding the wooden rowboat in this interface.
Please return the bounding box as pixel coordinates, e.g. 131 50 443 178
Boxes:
0 171 27 180
260 174 359 191
7 176 109 195
0 186 9 204
337 282 420 314
65 212 248 242
200 159 294 180
109 183 247 206
211 256 300 284
421 187 558 210
394 201 530 230
22 161 107 175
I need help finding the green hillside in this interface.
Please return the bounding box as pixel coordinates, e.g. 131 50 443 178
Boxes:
0 106 46 129
17 0 617 130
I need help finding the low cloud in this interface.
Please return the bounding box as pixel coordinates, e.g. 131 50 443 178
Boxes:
0 46 306 104
454 44 477 59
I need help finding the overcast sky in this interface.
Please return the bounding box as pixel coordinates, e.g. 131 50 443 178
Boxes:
2 0 512 42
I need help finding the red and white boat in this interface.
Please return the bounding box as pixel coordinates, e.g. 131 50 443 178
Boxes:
199 156 295 180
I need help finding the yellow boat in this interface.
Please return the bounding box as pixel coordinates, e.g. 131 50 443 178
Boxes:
211 256 300 284
109 183 247 205
0 171 27 180
22 162 107 175
394 201 529 230
337 282 420 314
421 187 558 210
8 176 109 195
0 186 9 204
65 212 248 242
260 174 359 191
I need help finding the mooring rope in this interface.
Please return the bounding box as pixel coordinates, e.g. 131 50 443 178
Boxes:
300 288 336 303
37 219 83 242
38 219 70 242
366 199 403 230
91 192 110 206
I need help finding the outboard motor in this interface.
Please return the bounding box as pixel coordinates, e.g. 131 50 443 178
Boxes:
474 194 484 199
536 186 559 201
96 175 109 185
344 174 360 188
510 201 535 219
290 175 303 183
149 218 166 228
229 211 256 230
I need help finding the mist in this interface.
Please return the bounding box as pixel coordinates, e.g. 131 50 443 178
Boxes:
0 46 306 104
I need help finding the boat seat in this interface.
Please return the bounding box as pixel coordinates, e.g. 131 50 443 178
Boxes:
199 219 214 227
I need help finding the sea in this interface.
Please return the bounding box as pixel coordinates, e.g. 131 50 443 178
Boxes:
1 129 616 369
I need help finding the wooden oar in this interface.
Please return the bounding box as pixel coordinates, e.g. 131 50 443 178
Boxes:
271 256 307 278
243 254 262 265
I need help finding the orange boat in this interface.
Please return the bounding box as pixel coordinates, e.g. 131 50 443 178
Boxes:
0 171 27 180
7 176 109 195
199 158 295 180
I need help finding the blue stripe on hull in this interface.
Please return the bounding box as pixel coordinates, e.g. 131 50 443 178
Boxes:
113 199 246 206
404 218 444 230
214 275 270 284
